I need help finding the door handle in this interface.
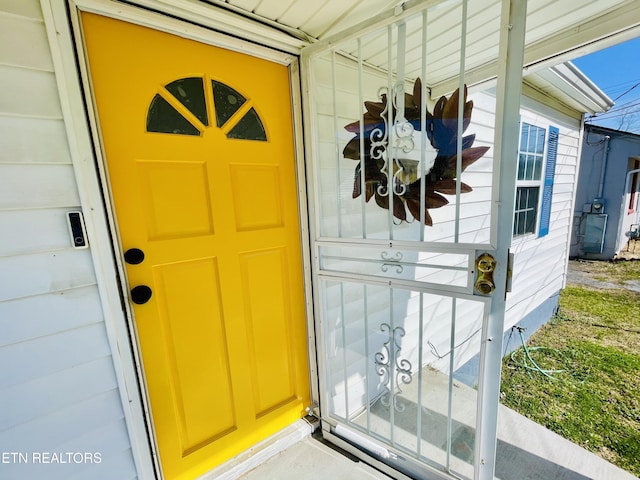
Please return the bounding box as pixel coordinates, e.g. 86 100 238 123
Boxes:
124 248 145 264
125 249 151 304
474 253 496 295
131 285 153 304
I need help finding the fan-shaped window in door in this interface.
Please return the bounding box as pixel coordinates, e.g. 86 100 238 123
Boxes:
212 80 246 127
146 76 267 141
166 77 208 127
147 94 200 136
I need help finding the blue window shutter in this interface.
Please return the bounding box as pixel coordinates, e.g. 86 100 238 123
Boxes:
538 126 559 237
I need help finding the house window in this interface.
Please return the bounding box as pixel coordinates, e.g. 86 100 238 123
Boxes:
513 123 545 236
629 159 640 213
513 123 559 237
514 186 539 235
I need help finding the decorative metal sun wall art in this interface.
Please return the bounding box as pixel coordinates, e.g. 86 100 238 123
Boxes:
343 79 489 226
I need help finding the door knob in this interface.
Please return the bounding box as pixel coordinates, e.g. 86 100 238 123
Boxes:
131 285 153 304
124 248 145 265
474 253 496 295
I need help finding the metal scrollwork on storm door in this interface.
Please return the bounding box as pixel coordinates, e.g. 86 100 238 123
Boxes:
375 323 412 412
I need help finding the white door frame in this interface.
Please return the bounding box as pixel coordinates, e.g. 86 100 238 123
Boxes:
40 1 316 478
475 1 527 477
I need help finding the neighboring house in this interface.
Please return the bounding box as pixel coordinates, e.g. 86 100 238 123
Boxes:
571 124 640 259
0 1 636 480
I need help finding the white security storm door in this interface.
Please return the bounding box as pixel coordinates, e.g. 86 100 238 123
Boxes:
302 1 527 479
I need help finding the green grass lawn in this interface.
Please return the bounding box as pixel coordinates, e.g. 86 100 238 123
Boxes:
500 261 640 477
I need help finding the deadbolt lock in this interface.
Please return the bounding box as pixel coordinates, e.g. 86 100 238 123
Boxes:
475 253 496 295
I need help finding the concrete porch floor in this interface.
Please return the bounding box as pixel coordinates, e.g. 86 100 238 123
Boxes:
232 403 638 480
239 432 390 480
221 365 638 480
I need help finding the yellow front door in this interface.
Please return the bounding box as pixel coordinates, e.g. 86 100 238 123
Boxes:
81 13 310 480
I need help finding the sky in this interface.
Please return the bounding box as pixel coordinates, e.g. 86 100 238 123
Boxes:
572 36 640 134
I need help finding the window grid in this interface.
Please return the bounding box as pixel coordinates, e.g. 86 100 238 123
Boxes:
513 186 539 236
518 123 545 181
514 123 546 236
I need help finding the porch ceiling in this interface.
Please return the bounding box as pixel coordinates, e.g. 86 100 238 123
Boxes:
207 0 640 101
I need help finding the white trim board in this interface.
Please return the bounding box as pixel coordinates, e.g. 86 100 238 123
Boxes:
72 0 304 61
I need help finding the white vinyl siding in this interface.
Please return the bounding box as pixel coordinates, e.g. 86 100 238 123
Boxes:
0 2 137 479
506 99 581 330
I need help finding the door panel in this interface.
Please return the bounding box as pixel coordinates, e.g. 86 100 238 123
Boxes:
81 12 310 479
230 163 284 230
153 257 236 453
239 248 298 415
137 160 215 239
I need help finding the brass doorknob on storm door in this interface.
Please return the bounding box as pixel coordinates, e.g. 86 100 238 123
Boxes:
474 253 496 295
131 285 153 305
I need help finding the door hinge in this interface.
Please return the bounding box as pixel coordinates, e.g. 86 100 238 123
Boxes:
303 403 321 431
306 402 319 417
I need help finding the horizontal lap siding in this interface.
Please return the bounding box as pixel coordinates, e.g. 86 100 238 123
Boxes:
505 102 581 329
0 3 137 480
0 208 79 255
0 286 104 347
0 116 71 164
0 65 62 118
0 14 53 71
0 164 80 209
